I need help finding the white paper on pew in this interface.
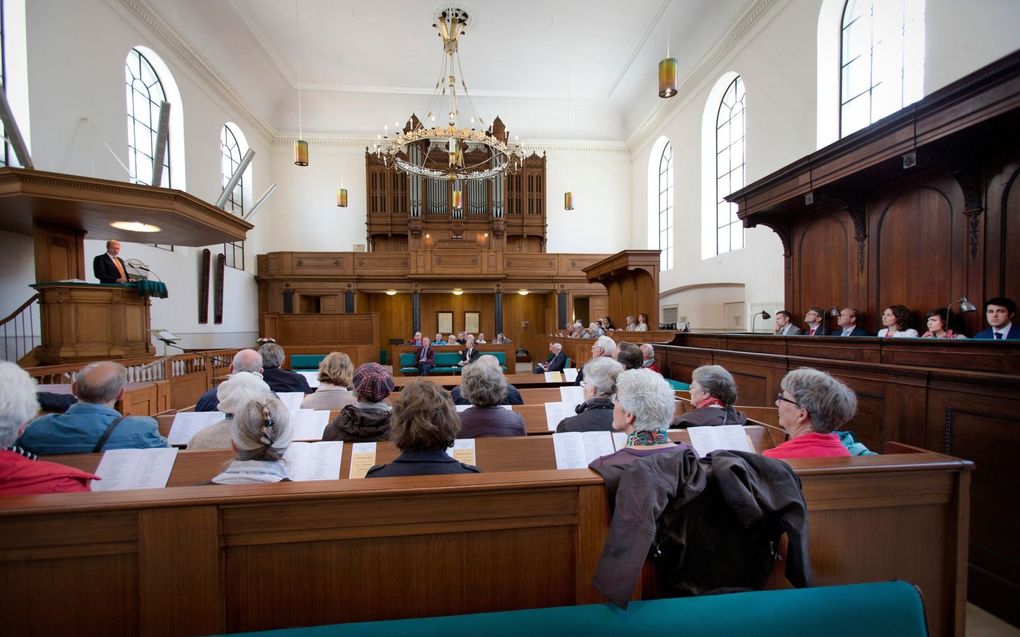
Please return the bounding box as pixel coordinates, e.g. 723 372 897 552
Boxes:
167 411 227 446
291 409 330 441
686 425 755 457
455 404 512 412
349 442 377 479
276 392 306 415
297 371 320 388
552 431 614 469
612 432 627 450
544 371 561 382
563 368 579 382
544 401 577 431
92 448 178 491
559 386 585 406
285 441 342 481
446 439 476 465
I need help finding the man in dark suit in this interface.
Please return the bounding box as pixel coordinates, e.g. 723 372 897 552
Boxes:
533 342 566 374
803 307 831 336
974 297 1019 340
836 307 872 337
457 335 480 369
416 336 435 375
258 342 313 393
93 240 133 284
774 310 803 336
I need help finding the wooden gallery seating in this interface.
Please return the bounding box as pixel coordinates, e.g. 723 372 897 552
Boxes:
0 434 970 637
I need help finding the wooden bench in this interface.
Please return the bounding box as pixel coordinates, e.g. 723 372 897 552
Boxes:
0 443 970 637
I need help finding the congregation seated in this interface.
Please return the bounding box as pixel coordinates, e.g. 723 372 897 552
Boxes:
581 321 605 339
188 372 270 450
195 348 263 412
432 333 447 345
576 336 617 385
640 344 659 372
773 310 802 336
450 382 523 406
491 332 511 344
301 352 357 410
802 307 831 336
602 316 615 331
615 342 643 371
367 381 479 477
259 343 313 393
835 307 872 337
624 315 637 331
533 342 566 374
764 368 856 460
456 356 526 438
322 363 393 442
671 365 747 429
409 331 423 346
210 395 292 485
476 332 487 344
555 357 622 433
0 362 97 494
634 313 649 332
590 369 688 467
17 361 168 455
974 296 1018 339
921 308 966 339
447 333 458 345
877 305 918 338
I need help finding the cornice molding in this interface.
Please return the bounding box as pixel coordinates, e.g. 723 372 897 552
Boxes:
112 0 276 142
627 0 781 153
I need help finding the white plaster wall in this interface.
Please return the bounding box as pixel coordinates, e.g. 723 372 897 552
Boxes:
0 230 36 317
925 0 1020 94
659 284 748 332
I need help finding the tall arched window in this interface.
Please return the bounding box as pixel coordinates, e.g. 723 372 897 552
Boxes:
220 123 249 270
125 48 171 187
839 0 924 137
658 141 674 272
0 0 30 168
0 0 9 167
715 76 745 255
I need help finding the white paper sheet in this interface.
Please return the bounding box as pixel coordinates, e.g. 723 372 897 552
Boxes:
297 371 320 388
544 401 578 431
562 368 579 382
544 371 562 382
612 432 627 450
284 441 342 481
276 392 306 415
686 425 755 457
167 411 227 446
446 438 476 465
349 442 378 479
552 431 616 469
91 448 178 491
291 409 330 441
455 404 512 412
559 386 585 406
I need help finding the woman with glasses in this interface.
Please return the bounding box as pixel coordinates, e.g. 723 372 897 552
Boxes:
764 368 856 460
671 365 747 428
589 369 687 467
556 357 623 433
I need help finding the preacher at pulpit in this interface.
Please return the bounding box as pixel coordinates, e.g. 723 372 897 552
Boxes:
93 240 134 284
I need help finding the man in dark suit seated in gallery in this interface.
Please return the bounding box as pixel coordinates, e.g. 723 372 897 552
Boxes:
974 296 1019 340
92 240 134 284
803 307 831 336
457 335 481 370
194 348 264 412
533 342 566 374
835 307 872 337
416 336 435 375
773 311 802 336
259 343 313 393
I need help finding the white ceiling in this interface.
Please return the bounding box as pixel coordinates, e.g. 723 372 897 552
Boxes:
145 0 755 141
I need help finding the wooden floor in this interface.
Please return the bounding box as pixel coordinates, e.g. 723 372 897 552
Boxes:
968 605 1020 636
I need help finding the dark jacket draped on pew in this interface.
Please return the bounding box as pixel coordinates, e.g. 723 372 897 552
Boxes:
590 448 812 607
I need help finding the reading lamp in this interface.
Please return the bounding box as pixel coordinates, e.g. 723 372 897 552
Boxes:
947 297 977 331
751 310 771 334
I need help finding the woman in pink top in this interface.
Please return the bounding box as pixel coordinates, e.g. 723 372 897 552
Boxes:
764 367 857 460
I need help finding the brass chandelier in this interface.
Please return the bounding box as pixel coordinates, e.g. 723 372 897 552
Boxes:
374 5 524 182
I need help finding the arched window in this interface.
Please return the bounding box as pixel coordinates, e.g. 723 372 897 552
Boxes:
125 48 171 187
0 0 30 167
220 122 249 270
657 141 674 271
838 0 924 137
714 76 745 255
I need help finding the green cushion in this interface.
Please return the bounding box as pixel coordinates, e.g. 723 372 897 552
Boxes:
223 581 927 637
434 352 461 366
666 379 690 391
399 353 417 367
290 354 326 371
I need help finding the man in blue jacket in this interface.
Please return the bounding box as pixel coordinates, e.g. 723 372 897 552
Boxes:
974 297 1019 340
18 361 168 454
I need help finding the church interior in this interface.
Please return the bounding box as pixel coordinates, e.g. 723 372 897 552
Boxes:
1 0 1019 634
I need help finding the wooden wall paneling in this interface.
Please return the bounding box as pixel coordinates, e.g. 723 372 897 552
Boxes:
502 293 547 349
138 507 222 637
359 292 412 352
711 352 786 407
872 183 958 331
32 221 86 282
419 293 496 338
990 163 1020 305
794 212 850 325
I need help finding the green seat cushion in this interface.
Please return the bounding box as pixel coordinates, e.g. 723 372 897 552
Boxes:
666 378 690 391
290 354 326 371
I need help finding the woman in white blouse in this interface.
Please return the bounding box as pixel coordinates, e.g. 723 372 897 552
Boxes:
877 305 919 338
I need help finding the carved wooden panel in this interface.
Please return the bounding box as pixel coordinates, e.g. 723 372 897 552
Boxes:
795 213 850 321
292 254 348 274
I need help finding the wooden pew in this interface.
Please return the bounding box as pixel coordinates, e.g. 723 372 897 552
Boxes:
1 445 971 637
517 387 567 404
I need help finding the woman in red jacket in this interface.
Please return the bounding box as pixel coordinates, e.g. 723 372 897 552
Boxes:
764 367 857 460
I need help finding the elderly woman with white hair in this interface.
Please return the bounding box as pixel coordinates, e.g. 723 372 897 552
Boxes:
457 355 526 438
556 357 623 433
671 365 748 428
211 395 293 484
0 362 97 495
188 372 272 450
764 367 857 460
590 369 687 467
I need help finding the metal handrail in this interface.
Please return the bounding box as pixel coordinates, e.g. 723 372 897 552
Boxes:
0 294 40 363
